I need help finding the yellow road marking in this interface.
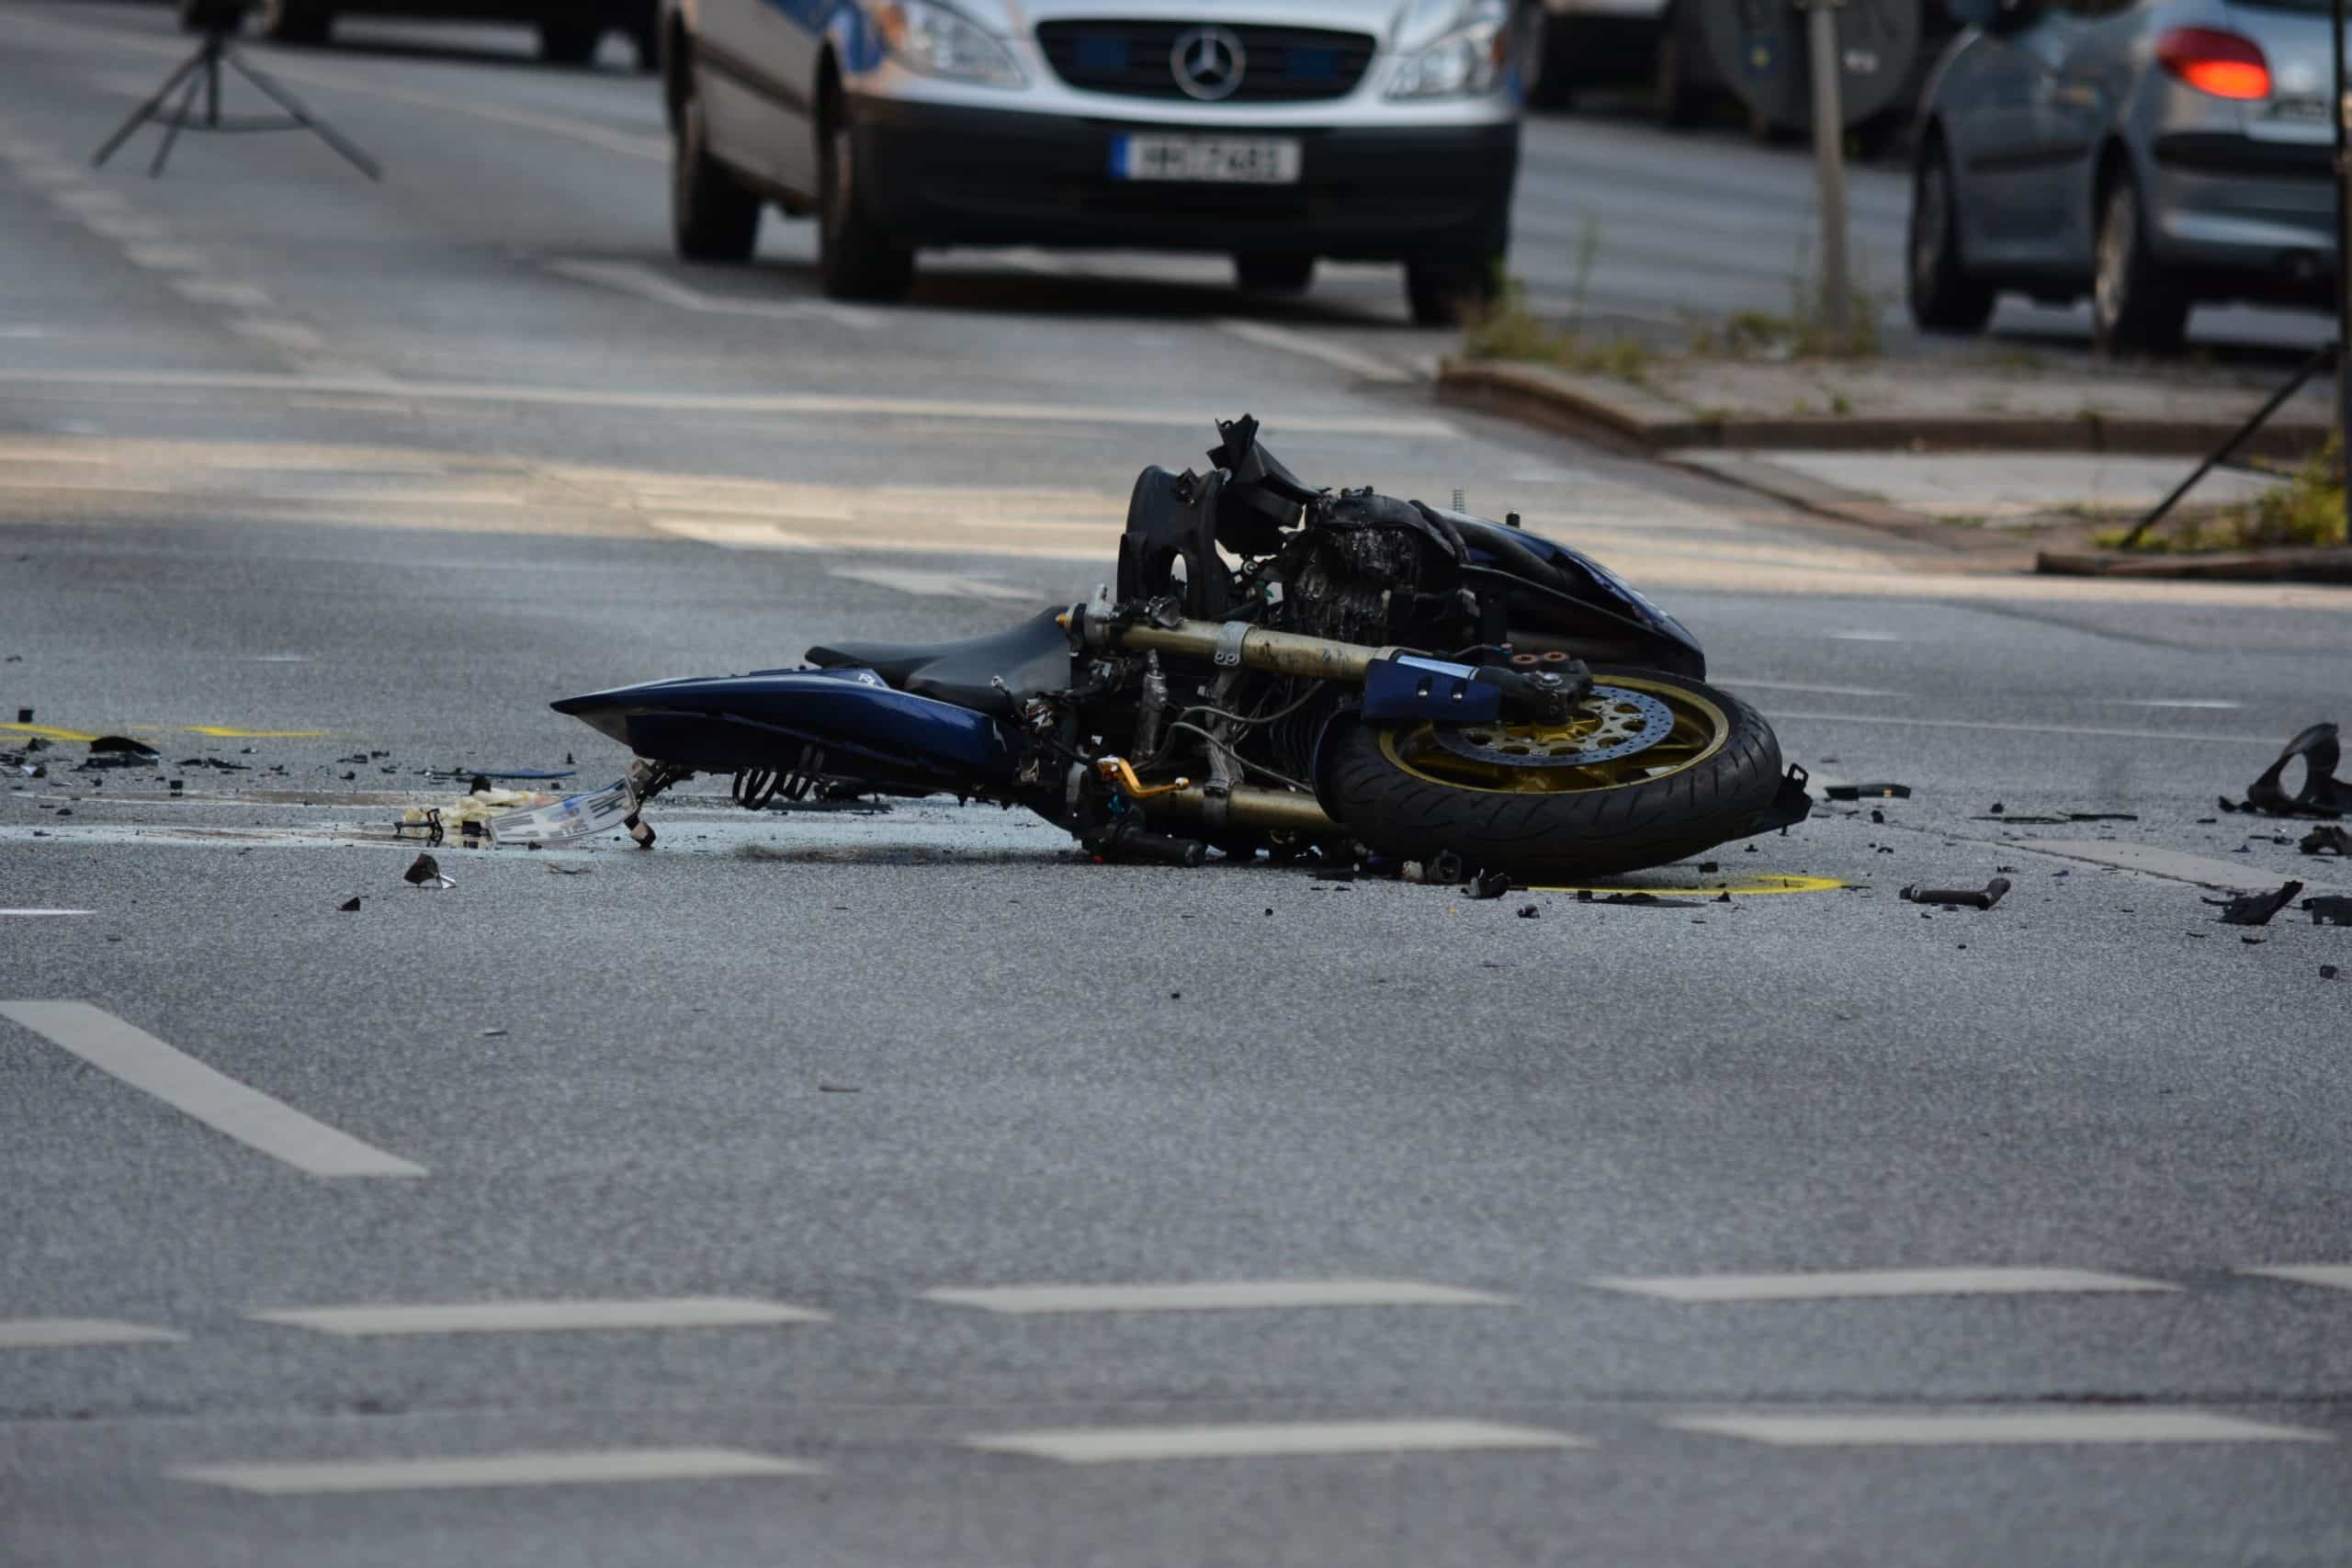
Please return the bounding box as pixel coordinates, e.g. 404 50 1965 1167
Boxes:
1 722 99 742
1530 874 1846 897
182 727 329 739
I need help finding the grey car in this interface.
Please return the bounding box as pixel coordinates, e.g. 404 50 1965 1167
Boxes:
1908 0 2337 353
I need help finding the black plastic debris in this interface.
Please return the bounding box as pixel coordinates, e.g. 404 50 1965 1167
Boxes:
2068 813 2139 822
545 863 593 876
176 757 249 772
2222 723 2352 818
337 897 361 912
2304 896 2352 927
1900 877 2011 911
1826 783 1912 800
14 707 29 723
1463 870 1511 900
1516 904 1541 919
429 767 578 784
2301 826 2352 857
1576 890 1703 908
402 852 453 889
2324 965 2341 980
88 735 156 756
2203 881 2304 927
1973 814 2064 823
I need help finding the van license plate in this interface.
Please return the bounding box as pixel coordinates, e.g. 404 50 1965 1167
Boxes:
1111 135 1302 184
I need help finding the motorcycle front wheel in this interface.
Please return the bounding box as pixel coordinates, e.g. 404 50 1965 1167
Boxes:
1318 667 1790 879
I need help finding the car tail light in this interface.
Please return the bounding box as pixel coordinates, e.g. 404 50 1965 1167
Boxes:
2154 27 2271 100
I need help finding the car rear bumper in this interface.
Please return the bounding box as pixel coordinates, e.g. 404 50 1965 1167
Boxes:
2149 134 2337 302
845 96 1518 261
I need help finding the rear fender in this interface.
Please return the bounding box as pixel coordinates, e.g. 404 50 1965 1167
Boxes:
551 668 1023 784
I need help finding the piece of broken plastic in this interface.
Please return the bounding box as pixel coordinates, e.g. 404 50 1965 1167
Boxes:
2238 723 2352 818
487 779 636 846
2204 881 2304 927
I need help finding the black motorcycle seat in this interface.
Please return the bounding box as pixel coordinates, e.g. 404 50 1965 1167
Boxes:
805 607 1072 717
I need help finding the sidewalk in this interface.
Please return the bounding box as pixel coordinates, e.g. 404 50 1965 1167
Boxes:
1439 351 2346 581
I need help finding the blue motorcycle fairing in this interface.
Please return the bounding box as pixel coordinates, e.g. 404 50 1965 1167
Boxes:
550 668 1023 781
1439 511 1706 677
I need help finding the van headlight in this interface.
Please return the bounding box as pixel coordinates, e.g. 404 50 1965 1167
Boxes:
873 0 1025 87
1387 0 1511 99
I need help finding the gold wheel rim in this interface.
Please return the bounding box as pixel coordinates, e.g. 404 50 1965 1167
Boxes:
1379 675 1731 795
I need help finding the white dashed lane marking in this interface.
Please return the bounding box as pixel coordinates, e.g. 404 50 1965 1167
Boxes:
0 1318 185 1348
1589 1268 2179 1303
171 1449 823 1495
2243 1265 2352 1292
121 244 207 272
967 1420 1585 1464
1667 1412 2331 1447
0 1001 425 1179
926 1280 1514 1314
248 1298 829 1336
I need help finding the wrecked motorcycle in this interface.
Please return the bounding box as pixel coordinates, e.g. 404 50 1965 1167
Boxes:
551 416 1809 878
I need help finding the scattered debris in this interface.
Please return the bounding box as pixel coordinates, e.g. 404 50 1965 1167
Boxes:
2301 826 2352 857
544 863 593 876
481 1028 506 1038
1516 904 1541 919
1870 809 1884 824
428 767 578 784
13 706 28 723
1988 802 2004 815
402 852 454 889
2304 896 2352 927
2221 723 2352 818
2242 936 2267 946
1576 890 1704 908
1463 870 1511 900
2068 813 2139 822
1826 783 1911 801
1972 814 2064 824
336 897 361 912
819 1084 859 1093
1900 877 2012 911
2203 881 2303 927
2324 965 2341 980
176 757 248 772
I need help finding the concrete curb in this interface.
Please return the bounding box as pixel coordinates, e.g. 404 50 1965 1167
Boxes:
2035 547 2352 583
1436 358 2333 461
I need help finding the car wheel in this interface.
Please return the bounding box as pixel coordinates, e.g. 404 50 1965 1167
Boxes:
672 76 761 264
2092 173 2188 357
1652 8 1702 128
1405 258 1498 328
539 20 603 65
819 119 916 303
1234 254 1316 295
1907 137 1996 334
256 0 332 45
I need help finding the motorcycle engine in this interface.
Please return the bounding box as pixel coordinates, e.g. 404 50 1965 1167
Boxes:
1276 489 1476 651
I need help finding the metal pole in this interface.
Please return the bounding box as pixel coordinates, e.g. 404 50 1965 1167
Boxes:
2335 0 2349 532
1804 0 1851 340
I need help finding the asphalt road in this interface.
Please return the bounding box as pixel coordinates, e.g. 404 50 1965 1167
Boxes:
3 5 2351 1565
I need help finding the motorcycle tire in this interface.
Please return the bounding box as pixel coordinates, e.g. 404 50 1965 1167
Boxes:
1317 666 1789 879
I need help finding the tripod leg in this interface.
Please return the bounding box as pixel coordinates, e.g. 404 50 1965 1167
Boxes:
148 62 209 178
225 53 383 181
91 47 205 169
2119 343 2335 547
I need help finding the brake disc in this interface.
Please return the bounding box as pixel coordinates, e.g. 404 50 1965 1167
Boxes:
1431 683 1677 769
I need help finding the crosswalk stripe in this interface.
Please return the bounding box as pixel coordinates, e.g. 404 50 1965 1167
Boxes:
925 1280 1514 1314
1589 1268 2177 1303
248 1298 828 1336
966 1419 1585 1463
1667 1411 2332 1447
2242 1265 2352 1292
0 1001 425 1179
170 1448 822 1495
0 1318 185 1348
